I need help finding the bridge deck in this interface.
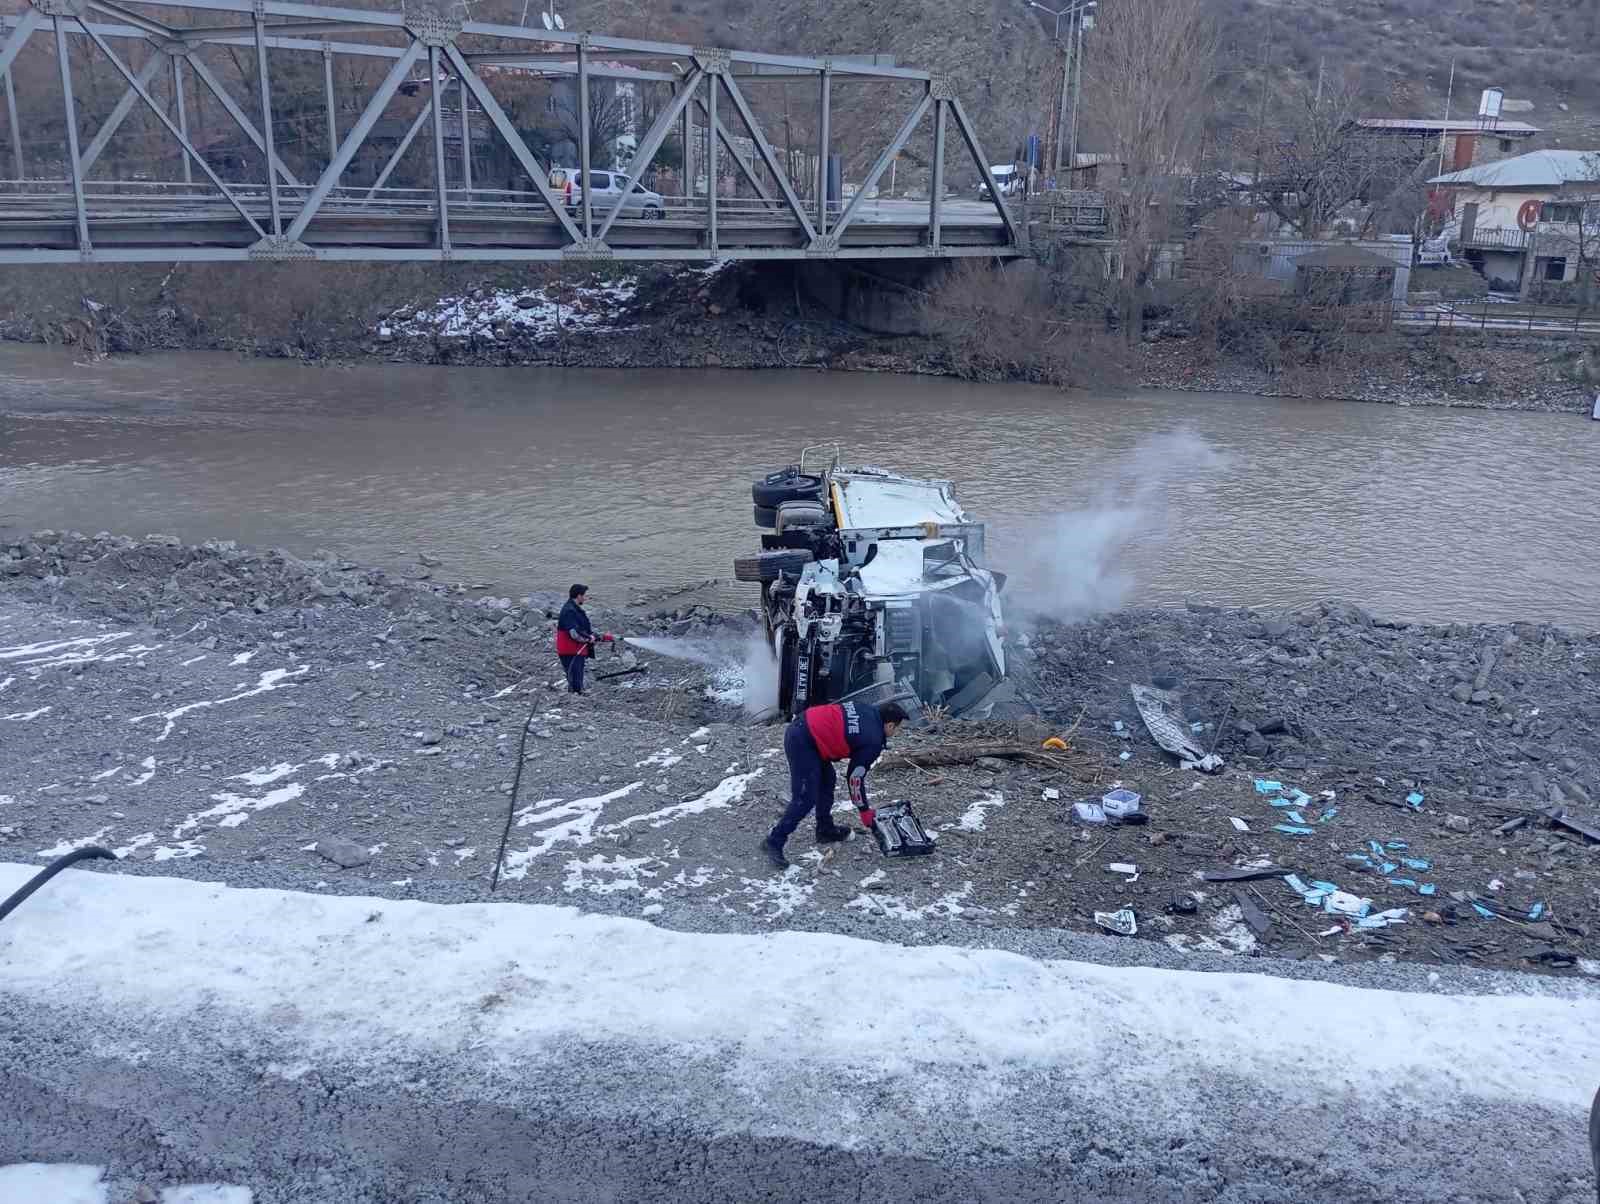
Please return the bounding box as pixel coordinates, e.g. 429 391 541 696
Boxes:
0 185 1015 263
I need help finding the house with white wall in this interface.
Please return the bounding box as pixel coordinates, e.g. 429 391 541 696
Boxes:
1429 149 1600 289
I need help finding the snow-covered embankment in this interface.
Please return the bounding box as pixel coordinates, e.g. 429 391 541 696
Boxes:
1 864 1596 1202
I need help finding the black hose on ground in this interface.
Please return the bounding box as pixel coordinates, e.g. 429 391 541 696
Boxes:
490 695 541 894
0 846 117 927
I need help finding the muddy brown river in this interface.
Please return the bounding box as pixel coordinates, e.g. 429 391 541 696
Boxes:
2 343 1596 627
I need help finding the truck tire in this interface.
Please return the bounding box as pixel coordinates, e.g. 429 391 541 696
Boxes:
754 503 779 529
752 469 823 509
775 500 828 532
733 549 812 583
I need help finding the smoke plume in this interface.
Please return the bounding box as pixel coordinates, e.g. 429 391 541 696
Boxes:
1006 429 1227 624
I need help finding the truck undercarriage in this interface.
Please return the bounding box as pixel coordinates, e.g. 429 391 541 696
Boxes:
735 451 1008 721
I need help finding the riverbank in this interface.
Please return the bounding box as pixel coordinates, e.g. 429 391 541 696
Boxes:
2 261 1594 413
4 530 1597 981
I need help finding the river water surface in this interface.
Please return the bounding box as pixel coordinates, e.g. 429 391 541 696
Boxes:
2 343 1595 628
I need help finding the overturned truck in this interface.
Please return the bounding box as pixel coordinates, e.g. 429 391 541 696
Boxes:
736 451 1008 720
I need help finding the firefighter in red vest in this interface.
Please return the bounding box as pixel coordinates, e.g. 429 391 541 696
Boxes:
762 699 909 869
554 584 611 694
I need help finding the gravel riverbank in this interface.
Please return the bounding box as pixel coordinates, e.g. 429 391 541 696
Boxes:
3 531 1597 982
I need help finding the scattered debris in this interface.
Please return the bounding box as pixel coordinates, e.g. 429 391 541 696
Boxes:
1201 866 1284 883
1130 683 1222 772
1072 800 1107 825
1101 788 1142 819
1323 891 1371 918
1108 861 1140 882
1544 807 1600 843
1444 814 1473 833
1094 907 1138 936
1234 890 1273 938
1229 817 1250 832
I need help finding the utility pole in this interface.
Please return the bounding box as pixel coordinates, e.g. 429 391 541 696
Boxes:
1028 1 1095 180
1068 5 1088 177
1055 32 1070 172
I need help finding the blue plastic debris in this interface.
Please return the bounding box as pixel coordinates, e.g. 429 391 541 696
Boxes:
1273 823 1315 836
1368 840 1385 858
1344 852 1373 865
1386 841 1408 851
1285 809 1307 824
1310 880 1340 894
1288 789 1313 807
1528 902 1545 921
1471 902 1496 919
1357 908 1409 929
1270 798 1297 808
1418 884 1437 897
1284 874 1311 894
1405 791 1424 809
1254 780 1284 794
1387 877 1417 888
1318 807 1339 823
1401 858 1432 871
1380 862 1398 874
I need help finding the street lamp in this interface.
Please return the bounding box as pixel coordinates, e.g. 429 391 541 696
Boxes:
1026 0 1094 178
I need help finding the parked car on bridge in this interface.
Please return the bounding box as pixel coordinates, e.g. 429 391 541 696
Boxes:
549 168 666 219
977 164 1023 199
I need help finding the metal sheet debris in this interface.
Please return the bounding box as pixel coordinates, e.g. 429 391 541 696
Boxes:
1130 684 1223 772
1202 866 1284 883
1234 891 1273 937
1094 908 1138 936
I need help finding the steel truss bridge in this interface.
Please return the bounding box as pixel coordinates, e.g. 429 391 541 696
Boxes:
0 0 1022 264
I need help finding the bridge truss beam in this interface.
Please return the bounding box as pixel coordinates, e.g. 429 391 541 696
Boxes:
0 0 1021 264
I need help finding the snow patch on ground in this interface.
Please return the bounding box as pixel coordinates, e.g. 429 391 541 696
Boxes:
739 869 815 919
502 772 757 876
616 770 761 831
0 1164 107 1204
945 792 1005 833
386 275 639 343
175 783 305 838
0 631 129 672
846 881 979 921
34 827 113 859
0 1166 255 1204
501 783 644 876
129 667 308 741
564 854 660 896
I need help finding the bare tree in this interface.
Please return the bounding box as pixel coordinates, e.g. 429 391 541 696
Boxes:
556 78 633 170
1565 152 1600 311
1081 0 1217 342
1246 75 1425 239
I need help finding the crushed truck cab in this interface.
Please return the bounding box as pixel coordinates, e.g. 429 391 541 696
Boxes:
738 453 1008 720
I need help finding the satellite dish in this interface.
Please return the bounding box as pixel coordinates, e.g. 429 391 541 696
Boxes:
539 11 552 29
554 12 564 29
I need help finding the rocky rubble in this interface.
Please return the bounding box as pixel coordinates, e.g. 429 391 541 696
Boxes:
3 532 1596 979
